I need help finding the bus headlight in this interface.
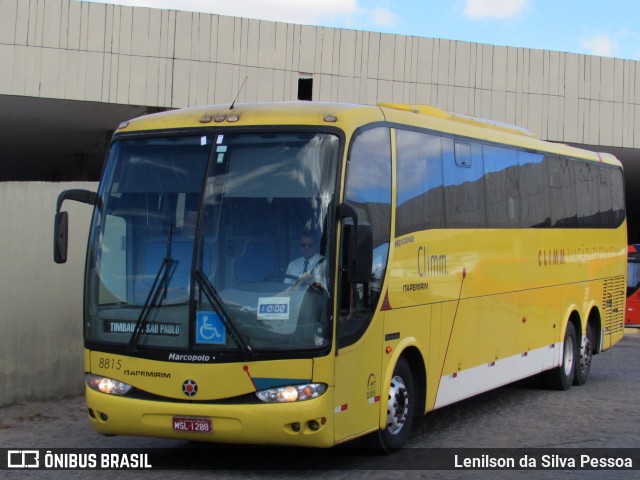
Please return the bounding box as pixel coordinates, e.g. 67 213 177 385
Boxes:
255 383 327 403
86 374 133 396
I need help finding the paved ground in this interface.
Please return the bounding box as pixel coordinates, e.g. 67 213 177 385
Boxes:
1 329 639 479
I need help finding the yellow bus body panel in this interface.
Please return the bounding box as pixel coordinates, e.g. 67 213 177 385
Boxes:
387 225 626 410
86 383 335 447
89 351 314 400
86 350 335 446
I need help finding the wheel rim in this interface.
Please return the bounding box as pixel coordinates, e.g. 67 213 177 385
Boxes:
386 375 409 435
563 335 575 377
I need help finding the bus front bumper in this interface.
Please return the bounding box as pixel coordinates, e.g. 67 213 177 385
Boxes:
85 386 335 448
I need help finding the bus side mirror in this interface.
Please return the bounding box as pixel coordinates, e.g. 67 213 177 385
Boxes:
343 224 373 284
54 211 69 264
53 189 97 264
337 202 373 284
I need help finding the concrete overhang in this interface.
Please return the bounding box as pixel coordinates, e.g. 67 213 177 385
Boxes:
0 94 148 181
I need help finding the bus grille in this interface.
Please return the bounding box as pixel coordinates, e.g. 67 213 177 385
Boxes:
603 276 625 335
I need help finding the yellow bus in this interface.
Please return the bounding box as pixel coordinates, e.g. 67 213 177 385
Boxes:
54 102 626 450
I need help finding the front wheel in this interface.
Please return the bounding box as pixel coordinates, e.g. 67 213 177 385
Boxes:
543 322 577 390
368 357 415 451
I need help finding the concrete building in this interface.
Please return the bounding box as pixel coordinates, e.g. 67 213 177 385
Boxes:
1 0 639 405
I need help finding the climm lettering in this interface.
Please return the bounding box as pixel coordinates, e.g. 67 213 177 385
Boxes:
418 246 448 277
538 249 566 267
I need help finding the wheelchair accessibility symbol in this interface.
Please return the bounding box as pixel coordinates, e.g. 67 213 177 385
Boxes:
196 311 226 345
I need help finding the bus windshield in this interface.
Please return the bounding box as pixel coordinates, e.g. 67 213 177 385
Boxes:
85 131 340 356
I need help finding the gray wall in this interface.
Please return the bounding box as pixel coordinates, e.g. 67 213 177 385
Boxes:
1 0 640 148
0 182 96 406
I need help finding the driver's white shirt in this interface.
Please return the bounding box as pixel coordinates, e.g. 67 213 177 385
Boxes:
285 253 323 284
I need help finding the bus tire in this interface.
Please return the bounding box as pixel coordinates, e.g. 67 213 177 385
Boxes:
369 356 415 452
573 322 595 386
543 322 577 390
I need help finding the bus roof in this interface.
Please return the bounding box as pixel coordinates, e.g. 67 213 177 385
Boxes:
115 101 621 168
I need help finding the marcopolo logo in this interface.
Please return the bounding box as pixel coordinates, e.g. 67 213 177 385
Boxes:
7 450 39 468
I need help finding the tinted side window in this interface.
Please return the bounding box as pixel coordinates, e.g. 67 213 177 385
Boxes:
610 167 626 226
484 145 520 227
598 167 613 226
519 151 550 227
392 128 624 234
549 156 577 227
396 129 444 235
576 162 600 227
444 140 485 228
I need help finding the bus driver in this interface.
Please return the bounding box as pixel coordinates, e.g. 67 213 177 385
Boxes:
285 230 324 286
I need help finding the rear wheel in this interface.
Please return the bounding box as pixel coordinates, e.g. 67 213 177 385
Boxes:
574 322 595 386
543 322 577 390
368 357 415 451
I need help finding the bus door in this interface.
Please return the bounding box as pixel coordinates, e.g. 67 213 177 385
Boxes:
333 127 392 442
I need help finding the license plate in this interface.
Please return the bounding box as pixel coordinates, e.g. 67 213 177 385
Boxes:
173 416 212 433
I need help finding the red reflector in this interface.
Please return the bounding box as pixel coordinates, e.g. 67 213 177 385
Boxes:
381 290 392 311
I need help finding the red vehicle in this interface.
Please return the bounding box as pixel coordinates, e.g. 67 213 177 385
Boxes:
627 245 640 327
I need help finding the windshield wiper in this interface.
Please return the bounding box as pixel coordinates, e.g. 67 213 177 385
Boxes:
194 269 254 359
128 226 177 353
